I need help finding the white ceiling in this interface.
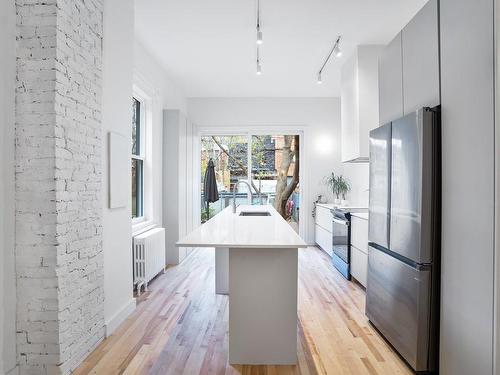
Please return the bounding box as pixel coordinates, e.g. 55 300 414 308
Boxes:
135 0 427 97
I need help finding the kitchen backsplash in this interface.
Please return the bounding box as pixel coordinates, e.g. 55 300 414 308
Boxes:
343 162 369 207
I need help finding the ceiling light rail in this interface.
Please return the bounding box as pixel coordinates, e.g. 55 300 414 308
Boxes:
317 35 342 84
256 0 263 45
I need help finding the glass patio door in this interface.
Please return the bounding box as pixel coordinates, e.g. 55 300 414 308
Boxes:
250 134 300 231
200 133 300 231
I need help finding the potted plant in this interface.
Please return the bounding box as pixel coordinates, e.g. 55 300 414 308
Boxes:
338 175 351 206
323 173 341 205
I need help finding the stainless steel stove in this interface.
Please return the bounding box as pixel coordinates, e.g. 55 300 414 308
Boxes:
331 207 367 280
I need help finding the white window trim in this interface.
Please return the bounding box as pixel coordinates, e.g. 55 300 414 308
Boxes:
132 82 154 233
132 95 146 224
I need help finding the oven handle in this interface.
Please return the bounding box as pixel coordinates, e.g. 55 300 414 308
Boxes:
332 218 349 226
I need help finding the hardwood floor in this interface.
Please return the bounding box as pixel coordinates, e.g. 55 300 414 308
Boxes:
74 247 412 375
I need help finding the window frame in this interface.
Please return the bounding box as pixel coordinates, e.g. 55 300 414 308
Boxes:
131 94 146 225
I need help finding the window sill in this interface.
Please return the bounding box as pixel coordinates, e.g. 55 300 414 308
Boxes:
132 219 160 237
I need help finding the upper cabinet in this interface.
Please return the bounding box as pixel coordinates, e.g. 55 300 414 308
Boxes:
379 0 439 124
341 45 383 163
402 0 440 114
379 33 403 125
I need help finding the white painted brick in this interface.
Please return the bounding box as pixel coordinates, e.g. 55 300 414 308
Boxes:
16 0 104 373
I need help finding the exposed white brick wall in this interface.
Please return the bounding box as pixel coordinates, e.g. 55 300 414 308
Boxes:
15 0 104 374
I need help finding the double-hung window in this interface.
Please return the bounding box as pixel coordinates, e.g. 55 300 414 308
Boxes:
132 97 144 219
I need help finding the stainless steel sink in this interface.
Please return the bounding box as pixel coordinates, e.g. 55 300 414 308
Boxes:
239 211 271 216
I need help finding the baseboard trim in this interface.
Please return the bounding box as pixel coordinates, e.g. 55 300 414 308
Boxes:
105 298 136 337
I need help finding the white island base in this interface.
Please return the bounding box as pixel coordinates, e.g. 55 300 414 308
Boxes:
177 205 306 365
228 247 298 364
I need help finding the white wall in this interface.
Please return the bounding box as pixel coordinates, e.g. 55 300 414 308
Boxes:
134 41 187 114
187 97 342 244
102 0 136 335
133 40 188 239
440 0 495 374
0 0 16 373
342 163 369 207
102 8 188 333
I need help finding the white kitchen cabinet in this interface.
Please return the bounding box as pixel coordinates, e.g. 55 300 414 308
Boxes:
351 246 368 287
350 215 368 287
379 0 439 124
315 205 332 255
163 110 195 265
341 45 383 162
402 0 440 114
379 32 403 125
315 224 332 257
351 216 368 252
315 205 332 230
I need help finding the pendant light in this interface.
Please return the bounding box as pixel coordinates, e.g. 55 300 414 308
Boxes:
256 0 263 45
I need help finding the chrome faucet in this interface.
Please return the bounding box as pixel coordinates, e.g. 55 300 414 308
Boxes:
232 180 253 213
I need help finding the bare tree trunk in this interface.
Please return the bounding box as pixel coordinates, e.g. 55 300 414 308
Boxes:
210 136 260 194
274 135 299 219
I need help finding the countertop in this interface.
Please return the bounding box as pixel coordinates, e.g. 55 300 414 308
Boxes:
350 212 369 220
316 202 368 211
176 205 308 249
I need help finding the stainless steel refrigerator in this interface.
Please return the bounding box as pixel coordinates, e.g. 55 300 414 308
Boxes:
366 107 440 373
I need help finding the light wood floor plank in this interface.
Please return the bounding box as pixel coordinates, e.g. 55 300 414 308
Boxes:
75 247 411 375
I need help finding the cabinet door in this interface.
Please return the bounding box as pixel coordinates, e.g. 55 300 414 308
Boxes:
315 225 332 257
315 206 332 231
379 32 403 125
402 0 440 114
350 246 368 287
341 53 359 162
351 216 368 253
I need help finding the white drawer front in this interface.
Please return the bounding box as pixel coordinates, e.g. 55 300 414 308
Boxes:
315 206 333 231
351 246 368 287
351 216 368 253
315 224 332 256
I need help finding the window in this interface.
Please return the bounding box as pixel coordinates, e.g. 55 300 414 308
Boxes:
132 97 144 219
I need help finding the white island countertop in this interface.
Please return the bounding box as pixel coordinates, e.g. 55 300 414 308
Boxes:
177 205 307 249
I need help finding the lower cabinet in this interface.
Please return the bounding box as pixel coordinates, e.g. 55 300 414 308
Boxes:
350 215 369 288
315 224 332 257
351 246 368 287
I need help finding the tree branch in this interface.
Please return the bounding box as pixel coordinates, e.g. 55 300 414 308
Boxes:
211 136 260 194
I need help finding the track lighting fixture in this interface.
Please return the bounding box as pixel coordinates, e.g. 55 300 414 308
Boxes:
317 35 342 84
256 0 263 45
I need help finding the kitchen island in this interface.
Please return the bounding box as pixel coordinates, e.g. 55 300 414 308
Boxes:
177 204 307 365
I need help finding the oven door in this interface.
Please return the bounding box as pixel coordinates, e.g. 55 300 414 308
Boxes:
332 217 350 279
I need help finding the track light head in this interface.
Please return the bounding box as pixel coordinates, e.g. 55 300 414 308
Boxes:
257 29 263 45
256 63 262 75
317 72 322 84
333 44 342 58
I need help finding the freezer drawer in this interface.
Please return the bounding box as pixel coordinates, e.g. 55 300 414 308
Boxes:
366 245 432 372
368 123 391 248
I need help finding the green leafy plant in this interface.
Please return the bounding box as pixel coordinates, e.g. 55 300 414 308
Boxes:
201 206 215 223
323 173 351 200
337 175 351 200
323 173 340 199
